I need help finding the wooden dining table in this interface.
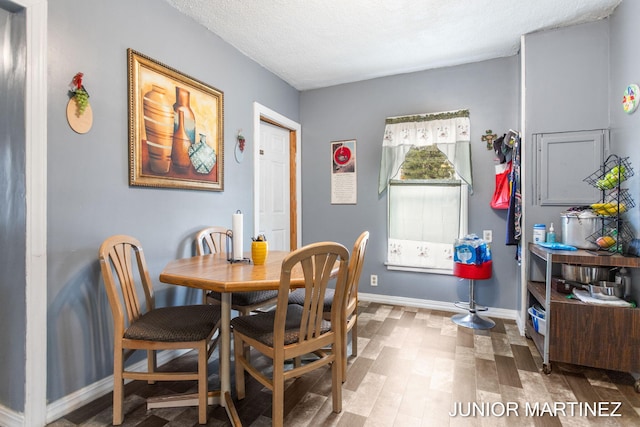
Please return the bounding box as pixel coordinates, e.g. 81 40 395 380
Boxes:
152 251 303 426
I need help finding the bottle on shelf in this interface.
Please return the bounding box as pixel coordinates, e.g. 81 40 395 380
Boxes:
546 223 556 243
533 224 546 243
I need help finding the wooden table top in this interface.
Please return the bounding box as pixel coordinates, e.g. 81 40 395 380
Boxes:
159 251 300 293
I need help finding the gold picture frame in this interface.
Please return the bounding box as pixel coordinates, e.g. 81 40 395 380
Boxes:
128 48 224 191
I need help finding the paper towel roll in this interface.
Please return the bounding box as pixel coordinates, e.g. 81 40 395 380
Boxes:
232 211 243 260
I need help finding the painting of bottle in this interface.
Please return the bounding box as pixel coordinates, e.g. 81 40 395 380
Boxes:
143 85 174 174
173 87 196 145
172 110 192 173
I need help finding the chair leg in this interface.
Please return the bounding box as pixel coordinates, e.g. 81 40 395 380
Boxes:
237 309 254 362
113 351 124 425
272 363 285 427
341 319 358 381
198 341 208 424
351 319 358 357
331 346 343 413
234 334 246 399
341 330 348 382
147 350 156 384
293 356 302 368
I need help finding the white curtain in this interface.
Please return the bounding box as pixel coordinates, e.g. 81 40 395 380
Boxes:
378 109 472 194
388 182 462 270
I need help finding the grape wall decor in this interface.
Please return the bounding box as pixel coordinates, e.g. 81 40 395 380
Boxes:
66 72 93 134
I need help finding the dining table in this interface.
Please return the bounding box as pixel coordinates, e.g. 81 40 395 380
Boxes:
150 250 304 426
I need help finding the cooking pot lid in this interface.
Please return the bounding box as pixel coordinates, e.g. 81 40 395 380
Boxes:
561 209 598 219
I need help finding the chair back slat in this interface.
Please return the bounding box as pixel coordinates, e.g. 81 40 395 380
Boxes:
275 242 349 346
115 242 142 322
344 231 370 316
99 235 155 334
195 226 229 256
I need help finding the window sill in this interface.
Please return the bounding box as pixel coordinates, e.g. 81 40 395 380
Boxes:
384 262 453 275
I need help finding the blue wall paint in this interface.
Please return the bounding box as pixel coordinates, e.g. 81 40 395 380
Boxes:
46 0 298 402
300 57 521 310
523 19 611 261
609 0 640 301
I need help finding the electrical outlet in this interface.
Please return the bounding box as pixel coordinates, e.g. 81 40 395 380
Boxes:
483 229 493 242
370 274 378 286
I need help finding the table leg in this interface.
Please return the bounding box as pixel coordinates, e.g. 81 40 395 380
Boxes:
220 292 231 402
220 293 242 425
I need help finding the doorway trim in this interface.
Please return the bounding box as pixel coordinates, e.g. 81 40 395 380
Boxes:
252 102 301 250
14 0 48 425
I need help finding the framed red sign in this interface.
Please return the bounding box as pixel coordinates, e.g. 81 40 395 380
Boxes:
331 140 357 204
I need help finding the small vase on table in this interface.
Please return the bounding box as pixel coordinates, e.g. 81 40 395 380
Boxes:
251 235 268 265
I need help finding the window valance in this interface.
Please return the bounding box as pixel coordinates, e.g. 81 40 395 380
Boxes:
378 109 472 194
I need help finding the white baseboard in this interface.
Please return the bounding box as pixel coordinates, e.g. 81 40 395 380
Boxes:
0 404 23 427
358 292 518 321
45 349 188 424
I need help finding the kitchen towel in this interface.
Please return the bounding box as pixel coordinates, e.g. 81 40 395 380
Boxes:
572 289 633 307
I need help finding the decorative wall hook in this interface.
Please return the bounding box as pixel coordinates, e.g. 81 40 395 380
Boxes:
235 129 245 162
237 130 246 152
66 72 93 134
481 129 497 150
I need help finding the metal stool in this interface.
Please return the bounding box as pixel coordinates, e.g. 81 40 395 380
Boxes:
451 260 495 330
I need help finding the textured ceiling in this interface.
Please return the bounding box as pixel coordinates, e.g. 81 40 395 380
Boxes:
165 0 621 90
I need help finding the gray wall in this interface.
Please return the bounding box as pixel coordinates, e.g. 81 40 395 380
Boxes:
45 0 298 402
609 0 640 300
523 19 610 244
300 57 521 310
0 6 26 412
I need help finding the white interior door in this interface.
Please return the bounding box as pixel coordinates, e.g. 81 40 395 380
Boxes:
258 121 290 251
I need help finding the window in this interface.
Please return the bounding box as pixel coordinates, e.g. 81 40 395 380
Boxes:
387 147 468 273
378 110 471 274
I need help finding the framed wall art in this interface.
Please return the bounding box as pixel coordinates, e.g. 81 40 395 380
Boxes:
330 139 357 204
128 48 224 191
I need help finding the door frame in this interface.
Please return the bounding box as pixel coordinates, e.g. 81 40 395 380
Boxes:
252 102 301 250
11 0 48 425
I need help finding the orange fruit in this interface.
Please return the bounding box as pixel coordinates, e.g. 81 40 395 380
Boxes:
596 236 616 248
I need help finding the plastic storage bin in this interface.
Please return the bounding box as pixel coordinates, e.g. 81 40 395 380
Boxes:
528 306 547 336
530 304 546 319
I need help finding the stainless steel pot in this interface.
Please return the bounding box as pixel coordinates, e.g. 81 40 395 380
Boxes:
561 210 600 250
587 281 623 299
561 264 612 284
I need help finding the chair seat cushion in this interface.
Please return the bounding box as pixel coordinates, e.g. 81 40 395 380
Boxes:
208 290 278 307
288 288 334 312
231 304 331 347
124 305 220 342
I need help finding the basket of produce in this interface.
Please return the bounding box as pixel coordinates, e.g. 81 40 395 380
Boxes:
583 156 634 190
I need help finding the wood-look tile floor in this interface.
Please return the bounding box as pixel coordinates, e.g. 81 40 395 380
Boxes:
48 302 640 426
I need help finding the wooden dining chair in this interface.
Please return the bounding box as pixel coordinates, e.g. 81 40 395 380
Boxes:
288 231 369 379
195 226 279 312
231 241 350 427
99 235 220 425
